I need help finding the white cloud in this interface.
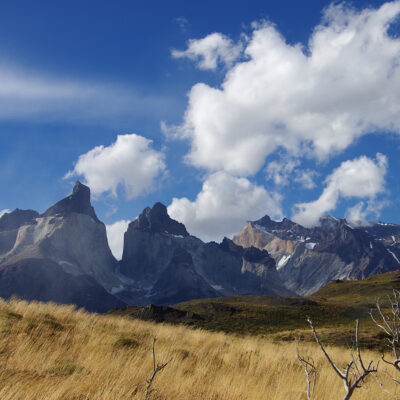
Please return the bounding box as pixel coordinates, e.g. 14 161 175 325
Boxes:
346 202 370 226
174 16 190 33
172 33 242 70
266 159 299 186
265 157 318 189
66 134 166 199
292 154 388 227
106 220 130 260
0 63 171 122
346 200 389 226
294 170 318 190
0 209 10 218
167 2 400 176
167 171 282 242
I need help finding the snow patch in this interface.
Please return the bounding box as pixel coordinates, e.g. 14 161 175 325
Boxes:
305 242 317 250
392 236 396 244
211 284 223 291
277 255 291 269
164 231 185 238
370 242 373 249
58 260 75 267
388 249 400 265
254 224 273 235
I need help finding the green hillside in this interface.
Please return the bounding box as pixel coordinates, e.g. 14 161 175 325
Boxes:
111 270 400 348
311 270 400 304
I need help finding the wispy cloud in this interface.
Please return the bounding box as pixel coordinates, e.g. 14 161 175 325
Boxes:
0 209 11 218
292 154 388 227
172 33 242 70
0 63 172 123
174 16 190 33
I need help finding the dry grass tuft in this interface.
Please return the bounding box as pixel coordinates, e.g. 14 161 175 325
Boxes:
0 298 398 399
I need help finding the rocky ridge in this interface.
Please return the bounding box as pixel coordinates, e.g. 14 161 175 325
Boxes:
3 181 399 310
0 183 291 310
233 215 400 295
117 203 292 305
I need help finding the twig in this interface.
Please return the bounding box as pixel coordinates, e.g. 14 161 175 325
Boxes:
144 337 173 400
296 338 317 400
370 290 400 381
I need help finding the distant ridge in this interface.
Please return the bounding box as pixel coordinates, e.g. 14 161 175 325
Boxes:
234 213 400 295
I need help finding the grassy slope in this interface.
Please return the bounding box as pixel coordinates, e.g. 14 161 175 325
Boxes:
167 270 400 347
0 298 397 399
311 270 400 304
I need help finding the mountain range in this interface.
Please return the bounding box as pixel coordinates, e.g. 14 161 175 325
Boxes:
233 214 400 295
0 181 399 312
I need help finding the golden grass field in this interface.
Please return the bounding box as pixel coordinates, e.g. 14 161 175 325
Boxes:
0 298 398 400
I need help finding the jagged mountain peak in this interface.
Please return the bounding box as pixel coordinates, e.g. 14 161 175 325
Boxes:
254 214 297 231
42 181 99 222
0 209 39 231
318 215 347 231
129 202 189 237
253 213 352 234
72 180 90 197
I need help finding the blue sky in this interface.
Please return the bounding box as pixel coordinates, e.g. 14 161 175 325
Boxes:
1 0 400 257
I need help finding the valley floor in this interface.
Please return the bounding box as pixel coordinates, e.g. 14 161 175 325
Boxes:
0 299 398 399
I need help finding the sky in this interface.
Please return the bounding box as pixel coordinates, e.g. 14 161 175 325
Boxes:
1 0 400 258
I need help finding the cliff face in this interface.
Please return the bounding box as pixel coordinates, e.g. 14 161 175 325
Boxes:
0 182 124 312
2 181 400 309
117 203 292 305
233 215 400 295
0 209 39 256
0 187 291 310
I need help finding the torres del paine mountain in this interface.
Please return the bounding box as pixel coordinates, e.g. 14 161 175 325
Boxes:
0 181 399 312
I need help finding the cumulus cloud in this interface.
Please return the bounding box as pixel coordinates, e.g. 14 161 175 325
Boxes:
106 220 130 259
292 154 388 227
167 2 400 176
66 134 166 199
0 209 11 218
172 33 242 70
167 171 282 242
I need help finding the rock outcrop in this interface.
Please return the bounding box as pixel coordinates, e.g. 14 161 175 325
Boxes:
0 182 124 312
117 203 292 305
233 215 400 295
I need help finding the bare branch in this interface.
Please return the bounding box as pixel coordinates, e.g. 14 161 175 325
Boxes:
370 290 400 380
296 338 317 400
307 318 378 400
144 337 173 400
307 317 346 380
